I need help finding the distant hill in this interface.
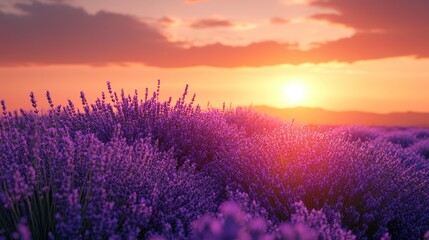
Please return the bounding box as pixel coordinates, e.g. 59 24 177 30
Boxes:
252 106 429 127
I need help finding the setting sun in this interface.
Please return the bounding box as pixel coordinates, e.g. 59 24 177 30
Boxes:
284 82 306 106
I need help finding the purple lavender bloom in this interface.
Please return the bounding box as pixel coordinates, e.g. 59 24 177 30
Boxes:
1 82 428 239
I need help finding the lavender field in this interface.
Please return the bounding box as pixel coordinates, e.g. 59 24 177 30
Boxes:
1 83 428 240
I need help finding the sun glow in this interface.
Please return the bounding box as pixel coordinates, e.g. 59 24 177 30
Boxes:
284 82 306 106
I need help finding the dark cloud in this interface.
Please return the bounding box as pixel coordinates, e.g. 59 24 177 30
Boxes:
0 2 299 67
308 0 429 60
1 0 428 68
190 18 235 29
0 2 180 66
311 0 429 32
157 41 305 68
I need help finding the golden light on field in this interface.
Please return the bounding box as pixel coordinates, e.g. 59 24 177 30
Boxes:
284 82 306 106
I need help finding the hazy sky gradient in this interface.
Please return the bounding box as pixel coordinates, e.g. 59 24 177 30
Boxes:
0 0 428 113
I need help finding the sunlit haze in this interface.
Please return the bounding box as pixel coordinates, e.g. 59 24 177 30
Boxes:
0 0 429 114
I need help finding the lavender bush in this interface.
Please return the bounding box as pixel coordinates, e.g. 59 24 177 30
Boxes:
191 201 355 240
1 82 428 239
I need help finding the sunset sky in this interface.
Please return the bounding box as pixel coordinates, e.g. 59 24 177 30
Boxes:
1 0 429 113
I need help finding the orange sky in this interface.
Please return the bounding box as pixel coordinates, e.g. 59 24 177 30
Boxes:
1 0 429 113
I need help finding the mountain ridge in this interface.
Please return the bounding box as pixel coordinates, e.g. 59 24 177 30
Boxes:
251 105 429 127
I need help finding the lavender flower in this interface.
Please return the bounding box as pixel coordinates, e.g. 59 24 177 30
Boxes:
1 82 428 239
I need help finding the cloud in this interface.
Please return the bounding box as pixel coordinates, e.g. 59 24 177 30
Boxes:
0 2 179 66
158 16 177 26
190 18 236 29
310 0 429 32
281 0 312 5
306 0 429 60
1 0 429 68
156 41 305 68
0 2 279 67
0 1 299 68
270 17 289 25
184 0 208 3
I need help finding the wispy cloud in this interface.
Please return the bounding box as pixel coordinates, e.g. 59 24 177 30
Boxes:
270 17 289 25
158 16 178 26
184 0 208 4
190 18 235 29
